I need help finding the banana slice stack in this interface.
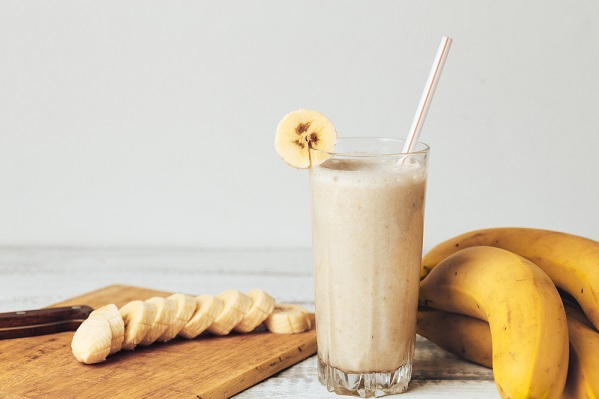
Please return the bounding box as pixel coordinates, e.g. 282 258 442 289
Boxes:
71 289 311 364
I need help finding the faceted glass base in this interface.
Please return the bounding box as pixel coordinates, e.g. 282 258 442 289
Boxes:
317 357 412 397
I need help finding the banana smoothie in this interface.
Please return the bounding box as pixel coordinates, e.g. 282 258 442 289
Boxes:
310 139 428 395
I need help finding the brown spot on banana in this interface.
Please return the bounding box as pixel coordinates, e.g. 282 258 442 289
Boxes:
295 122 311 134
293 139 305 149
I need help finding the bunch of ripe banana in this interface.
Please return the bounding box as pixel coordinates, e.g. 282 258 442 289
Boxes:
417 227 599 399
71 289 312 364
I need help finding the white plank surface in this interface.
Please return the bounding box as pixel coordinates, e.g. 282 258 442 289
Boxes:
0 248 499 398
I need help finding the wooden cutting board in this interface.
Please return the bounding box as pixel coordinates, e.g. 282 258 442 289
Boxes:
0 285 317 399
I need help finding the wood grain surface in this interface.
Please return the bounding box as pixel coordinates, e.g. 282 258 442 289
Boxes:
0 284 317 399
0 248 499 398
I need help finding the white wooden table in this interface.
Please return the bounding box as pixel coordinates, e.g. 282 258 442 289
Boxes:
0 248 499 398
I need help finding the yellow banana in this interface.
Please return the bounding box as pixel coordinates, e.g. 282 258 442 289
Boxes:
419 246 568 399
562 306 599 399
421 227 599 330
416 308 492 368
417 306 599 399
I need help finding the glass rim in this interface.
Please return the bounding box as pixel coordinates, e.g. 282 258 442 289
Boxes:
310 137 430 157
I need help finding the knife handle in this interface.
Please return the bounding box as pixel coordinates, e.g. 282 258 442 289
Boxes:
0 305 94 339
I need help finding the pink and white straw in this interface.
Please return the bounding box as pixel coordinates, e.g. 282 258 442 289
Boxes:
402 36 453 154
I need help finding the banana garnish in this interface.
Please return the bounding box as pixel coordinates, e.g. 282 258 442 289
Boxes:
274 109 337 169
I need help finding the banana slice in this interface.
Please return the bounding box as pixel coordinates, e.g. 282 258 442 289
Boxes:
158 293 197 342
179 295 225 339
140 297 177 346
71 316 112 364
264 304 312 334
119 300 156 350
274 109 337 169
234 289 276 333
207 290 253 335
89 304 125 354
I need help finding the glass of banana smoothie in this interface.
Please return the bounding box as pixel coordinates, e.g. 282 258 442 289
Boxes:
309 137 429 397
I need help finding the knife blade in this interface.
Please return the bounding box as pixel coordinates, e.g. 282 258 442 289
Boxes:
0 306 94 339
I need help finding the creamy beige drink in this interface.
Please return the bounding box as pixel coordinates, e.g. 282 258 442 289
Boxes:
310 138 428 396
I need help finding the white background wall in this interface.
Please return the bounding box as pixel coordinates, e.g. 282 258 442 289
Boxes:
1 0 598 249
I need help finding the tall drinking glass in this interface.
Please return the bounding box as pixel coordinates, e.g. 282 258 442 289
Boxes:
309 138 429 397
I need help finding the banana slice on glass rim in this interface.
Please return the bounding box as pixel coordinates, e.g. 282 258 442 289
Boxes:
274 109 337 169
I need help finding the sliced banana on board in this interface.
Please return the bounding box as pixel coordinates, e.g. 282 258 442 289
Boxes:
119 300 157 350
71 289 312 364
274 109 337 169
158 293 196 342
208 290 253 336
179 295 225 339
234 289 276 333
89 304 124 354
71 316 112 364
140 297 177 346
264 304 312 334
